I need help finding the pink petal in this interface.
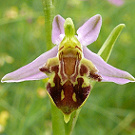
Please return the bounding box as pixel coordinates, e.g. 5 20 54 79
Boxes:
83 47 135 84
52 15 65 45
77 14 102 46
108 0 124 6
1 46 58 83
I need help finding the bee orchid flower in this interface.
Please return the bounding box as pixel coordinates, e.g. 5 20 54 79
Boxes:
1 14 135 119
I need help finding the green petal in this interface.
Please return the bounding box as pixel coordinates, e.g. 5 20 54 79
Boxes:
64 18 75 37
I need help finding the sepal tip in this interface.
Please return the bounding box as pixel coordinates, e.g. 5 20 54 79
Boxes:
1 75 10 83
64 113 71 123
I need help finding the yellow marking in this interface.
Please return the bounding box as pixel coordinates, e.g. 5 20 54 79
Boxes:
64 114 71 123
81 58 98 73
61 90 65 100
72 93 77 102
81 76 90 88
48 72 55 87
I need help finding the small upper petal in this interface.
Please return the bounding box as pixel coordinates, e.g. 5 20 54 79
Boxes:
83 47 135 84
1 46 58 83
52 15 65 45
77 14 102 46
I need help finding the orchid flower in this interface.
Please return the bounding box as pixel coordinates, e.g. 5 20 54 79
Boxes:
1 15 135 121
108 0 124 6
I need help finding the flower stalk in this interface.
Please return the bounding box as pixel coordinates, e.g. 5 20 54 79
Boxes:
64 109 81 135
51 103 65 135
42 0 54 50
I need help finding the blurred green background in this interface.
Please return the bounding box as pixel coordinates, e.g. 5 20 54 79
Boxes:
0 0 135 135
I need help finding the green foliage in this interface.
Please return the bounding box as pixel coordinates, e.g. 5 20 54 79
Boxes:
98 24 125 62
0 0 135 135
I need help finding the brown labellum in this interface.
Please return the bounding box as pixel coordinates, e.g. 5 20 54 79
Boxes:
47 71 91 114
40 49 101 115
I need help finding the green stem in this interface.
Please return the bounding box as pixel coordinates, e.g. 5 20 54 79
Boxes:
51 103 65 135
64 109 81 135
42 0 54 50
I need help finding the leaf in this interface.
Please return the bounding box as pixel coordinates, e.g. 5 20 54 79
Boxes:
98 24 125 62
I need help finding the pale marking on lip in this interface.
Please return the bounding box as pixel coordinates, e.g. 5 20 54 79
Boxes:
61 89 65 100
72 93 77 102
